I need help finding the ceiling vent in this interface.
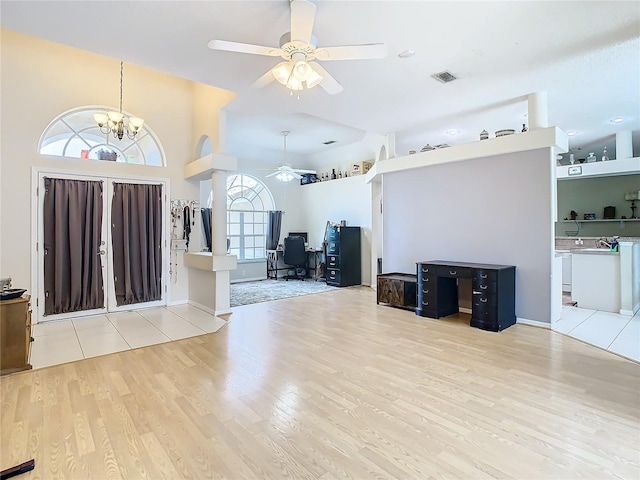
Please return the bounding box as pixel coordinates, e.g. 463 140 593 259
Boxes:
432 71 457 83
323 140 337 145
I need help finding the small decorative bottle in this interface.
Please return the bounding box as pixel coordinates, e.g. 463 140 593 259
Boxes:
586 152 596 163
338 170 343 179
521 123 528 132
602 146 609 162
331 169 337 180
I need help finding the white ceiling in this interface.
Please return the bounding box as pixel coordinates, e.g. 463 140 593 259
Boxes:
2 1 639 165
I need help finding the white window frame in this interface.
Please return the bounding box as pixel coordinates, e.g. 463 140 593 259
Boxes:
38 105 166 167
226 174 275 261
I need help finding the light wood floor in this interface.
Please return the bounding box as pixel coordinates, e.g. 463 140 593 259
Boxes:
2 287 639 479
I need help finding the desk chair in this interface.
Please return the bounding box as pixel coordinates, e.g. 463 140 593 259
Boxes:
283 236 307 281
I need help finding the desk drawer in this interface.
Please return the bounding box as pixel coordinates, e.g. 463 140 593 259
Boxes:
473 269 497 283
472 280 497 294
417 285 437 304
418 264 437 276
437 266 471 279
472 295 497 320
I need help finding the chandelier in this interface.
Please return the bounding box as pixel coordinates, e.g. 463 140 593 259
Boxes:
271 52 323 98
94 61 144 140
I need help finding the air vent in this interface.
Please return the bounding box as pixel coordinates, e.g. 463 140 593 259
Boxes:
323 140 337 145
432 71 457 83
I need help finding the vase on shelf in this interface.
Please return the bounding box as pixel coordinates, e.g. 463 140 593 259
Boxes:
330 169 337 180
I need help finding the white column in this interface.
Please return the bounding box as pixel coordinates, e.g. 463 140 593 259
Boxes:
615 130 633 160
211 170 227 255
386 132 396 159
527 92 548 130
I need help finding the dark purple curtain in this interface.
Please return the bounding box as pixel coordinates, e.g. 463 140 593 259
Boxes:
266 210 283 250
43 178 104 315
111 183 163 306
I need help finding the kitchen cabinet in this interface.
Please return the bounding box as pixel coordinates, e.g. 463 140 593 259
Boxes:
0 296 33 375
377 273 416 311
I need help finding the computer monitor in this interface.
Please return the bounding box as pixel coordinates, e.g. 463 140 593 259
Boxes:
288 232 308 243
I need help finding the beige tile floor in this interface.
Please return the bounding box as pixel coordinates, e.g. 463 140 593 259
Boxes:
555 305 639 362
30 304 227 369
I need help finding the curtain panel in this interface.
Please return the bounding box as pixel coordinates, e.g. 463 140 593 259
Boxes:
201 207 212 252
266 210 283 250
111 183 163 306
43 178 104 315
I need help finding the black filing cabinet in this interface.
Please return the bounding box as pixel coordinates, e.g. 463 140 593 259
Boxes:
416 261 516 332
325 226 361 287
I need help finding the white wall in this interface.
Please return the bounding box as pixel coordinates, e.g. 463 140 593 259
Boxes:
382 148 554 324
0 29 234 308
297 175 373 285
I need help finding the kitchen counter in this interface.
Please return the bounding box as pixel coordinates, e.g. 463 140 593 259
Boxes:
572 250 620 313
570 248 620 255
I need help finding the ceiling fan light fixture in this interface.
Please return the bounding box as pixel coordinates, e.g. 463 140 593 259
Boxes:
275 171 295 182
293 59 313 81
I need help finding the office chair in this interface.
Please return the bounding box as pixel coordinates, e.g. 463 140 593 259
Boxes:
282 236 307 281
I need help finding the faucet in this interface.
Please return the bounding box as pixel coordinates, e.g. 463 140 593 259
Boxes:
596 236 620 250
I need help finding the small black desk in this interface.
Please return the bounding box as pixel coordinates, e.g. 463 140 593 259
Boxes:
416 260 516 332
267 248 323 280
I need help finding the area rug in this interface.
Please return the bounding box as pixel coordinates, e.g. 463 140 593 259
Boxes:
230 279 339 307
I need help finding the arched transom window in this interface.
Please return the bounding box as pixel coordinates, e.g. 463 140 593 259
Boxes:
38 106 165 166
225 174 275 261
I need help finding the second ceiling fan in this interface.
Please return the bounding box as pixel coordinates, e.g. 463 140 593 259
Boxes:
207 0 387 94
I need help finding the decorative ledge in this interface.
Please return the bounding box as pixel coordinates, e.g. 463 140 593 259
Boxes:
184 252 237 271
556 157 640 180
184 153 237 180
365 126 568 183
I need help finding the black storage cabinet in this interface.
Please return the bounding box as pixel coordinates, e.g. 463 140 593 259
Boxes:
325 226 361 287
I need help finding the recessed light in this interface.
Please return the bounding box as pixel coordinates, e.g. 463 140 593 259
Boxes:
446 129 459 136
567 130 579 136
610 117 624 124
398 49 415 58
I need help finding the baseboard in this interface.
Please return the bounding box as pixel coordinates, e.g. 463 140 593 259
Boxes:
187 300 216 316
167 299 188 306
517 317 551 329
231 276 265 284
459 307 472 314
215 308 233 316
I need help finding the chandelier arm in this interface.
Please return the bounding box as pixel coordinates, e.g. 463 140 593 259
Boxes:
119 61 124 113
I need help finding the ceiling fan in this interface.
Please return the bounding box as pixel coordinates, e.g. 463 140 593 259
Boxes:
207 0 387 95
265 131 316 182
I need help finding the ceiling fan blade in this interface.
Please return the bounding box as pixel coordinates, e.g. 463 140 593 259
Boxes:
290 0 316 44
308 62 343 95
251 63 285 89
315 43 388 61
207 39 281 57
265 171 279 178
291 172 303 180
292 168 316 174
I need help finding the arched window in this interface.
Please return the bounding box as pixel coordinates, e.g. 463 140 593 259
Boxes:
38 106 166 166
224 174 275 261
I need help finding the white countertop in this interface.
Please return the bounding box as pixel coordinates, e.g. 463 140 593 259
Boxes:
570 248 619 255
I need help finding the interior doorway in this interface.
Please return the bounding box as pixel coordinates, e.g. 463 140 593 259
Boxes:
34 171 168 323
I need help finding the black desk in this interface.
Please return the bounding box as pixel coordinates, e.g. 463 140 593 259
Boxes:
267 248 323 280
416 260 516 332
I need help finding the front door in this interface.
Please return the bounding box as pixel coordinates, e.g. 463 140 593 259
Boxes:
36 171 167 323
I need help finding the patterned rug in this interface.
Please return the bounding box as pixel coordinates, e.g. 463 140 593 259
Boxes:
230 279 339 307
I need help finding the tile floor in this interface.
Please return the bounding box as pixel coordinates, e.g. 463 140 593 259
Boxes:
555 305 639 362
30 304 227 369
